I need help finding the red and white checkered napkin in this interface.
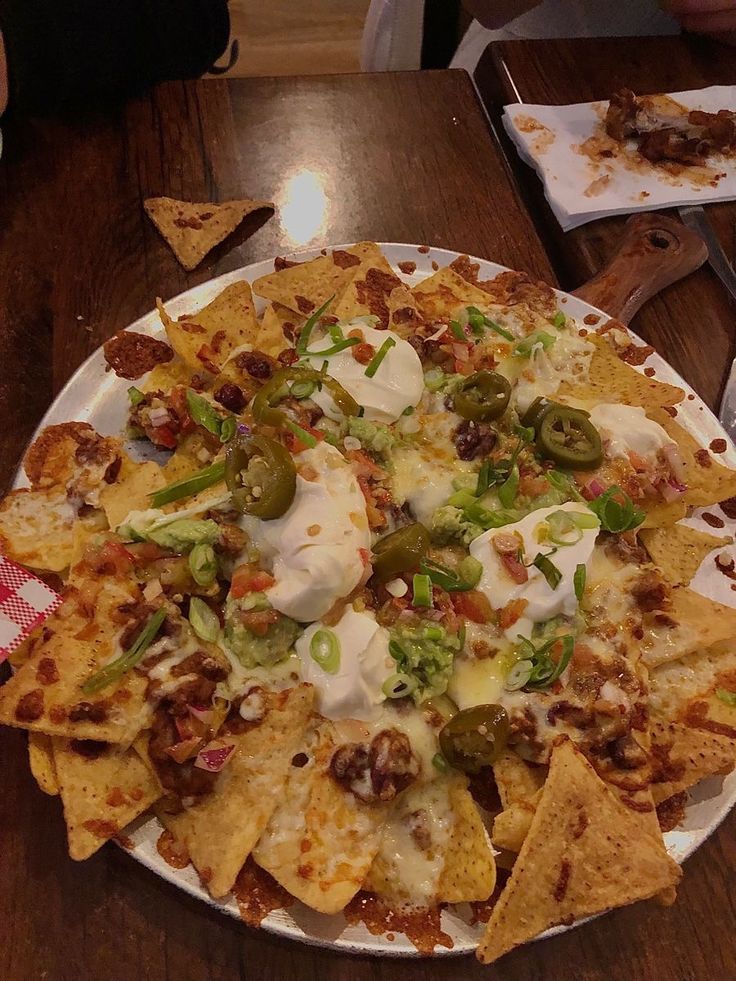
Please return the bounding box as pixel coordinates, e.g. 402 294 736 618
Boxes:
0 555 62 663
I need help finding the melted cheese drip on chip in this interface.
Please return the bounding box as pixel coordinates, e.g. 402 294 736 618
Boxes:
589 403 677 461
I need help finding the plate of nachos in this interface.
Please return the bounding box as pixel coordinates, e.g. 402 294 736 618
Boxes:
2 242 736 965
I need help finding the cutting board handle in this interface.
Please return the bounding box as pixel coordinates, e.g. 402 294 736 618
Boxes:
572 213 708 326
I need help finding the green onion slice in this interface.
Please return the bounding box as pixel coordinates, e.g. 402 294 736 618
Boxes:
574 563 586 603
310 629 341 674
219 416 237 444
449 320 466 342
186 389 223 437
532 552 562 590
551 311 566 329
189 597 220 642
290 380 317 400
189 543 218 587
296 295 336 355
149 461 226 509
716 687 736 707
466 306 515 342
431 752 449 773
365 337 396 378
513 331 556 359
412 573 433 608
382 672 417 699
82 608 167 694
420 556 482 592
505 658 533 692
546 510 583 546
498 463 520 508
128 386 145 407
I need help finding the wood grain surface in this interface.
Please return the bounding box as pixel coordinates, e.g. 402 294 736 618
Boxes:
476 34 736 410
0 70 570 981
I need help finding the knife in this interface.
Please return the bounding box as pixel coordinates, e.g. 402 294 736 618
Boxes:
678 205 736 441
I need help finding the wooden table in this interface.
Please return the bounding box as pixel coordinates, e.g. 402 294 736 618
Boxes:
474 36 736 981
475 34 736 411
0 70 562 981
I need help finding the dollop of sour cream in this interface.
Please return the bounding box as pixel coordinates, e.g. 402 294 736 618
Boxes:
469 503 600 638
306 322 424 424
295 608 393 721
239 442 370 621
589 403 677 461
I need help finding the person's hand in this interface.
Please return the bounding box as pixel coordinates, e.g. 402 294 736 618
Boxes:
0 32 8 115
461 0 541 29
663 0 736 42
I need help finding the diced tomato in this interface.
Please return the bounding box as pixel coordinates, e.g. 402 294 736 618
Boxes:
126 542 166 563
452 590 493 624
347 449 386 479
498 598 529 630
351 342 376 365
500 551 529 585
231 565 276 599
628 451 648 473
149 424 178 450
99 540 134 572
169 386 196 435
359 548 371 568
166 736 203 764
241 609 280 636
282 425 324 454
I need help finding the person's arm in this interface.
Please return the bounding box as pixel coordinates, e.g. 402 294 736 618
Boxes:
663 0 736 42
0 31 7 115
461 0 542 29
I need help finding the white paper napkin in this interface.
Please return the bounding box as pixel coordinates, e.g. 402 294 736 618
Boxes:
503 86 736 231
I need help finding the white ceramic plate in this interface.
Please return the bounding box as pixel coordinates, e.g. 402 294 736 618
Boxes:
15 244 736 957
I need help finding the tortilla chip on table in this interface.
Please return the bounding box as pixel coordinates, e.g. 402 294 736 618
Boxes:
640 523 731 586
144 197 275 271
28 731 59 796
477 739 681 966
650 716 736 804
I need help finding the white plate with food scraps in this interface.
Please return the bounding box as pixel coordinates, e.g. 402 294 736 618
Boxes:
15 243 736 957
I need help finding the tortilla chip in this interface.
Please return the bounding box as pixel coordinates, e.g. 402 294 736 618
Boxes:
640 498 688 529
559 334 684 410
0 571 150 743
54 738 160 859
0 487 76 572
252 243 382 315
158 685 313 898
29 732 59 796
650 409 736 507
437 777 496 903
641 524 731 587
144 197 274 272
330 253 402 327
641 586 736 669
491 751 547 853
257 302 302 356
412 266 494 321
650 716 735 804
141 358 194 395
253 719 389 914
476 739 681 965
157 282 259 374
99 459 166 531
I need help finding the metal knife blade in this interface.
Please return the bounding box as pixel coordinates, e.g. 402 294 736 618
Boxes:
678 205 736 441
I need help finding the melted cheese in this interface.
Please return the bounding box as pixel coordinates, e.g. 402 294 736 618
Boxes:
589 403 676 461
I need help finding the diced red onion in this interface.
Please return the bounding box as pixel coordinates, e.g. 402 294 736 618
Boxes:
662 443 687 484
149 406 171 427
237 423 252 435
582 478 607 500
194 740 236 773
452 343 470 361
659 480 685 503
188 704 214 725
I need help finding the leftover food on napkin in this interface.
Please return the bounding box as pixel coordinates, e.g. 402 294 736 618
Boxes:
606 88 736 167
2 244 736 965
